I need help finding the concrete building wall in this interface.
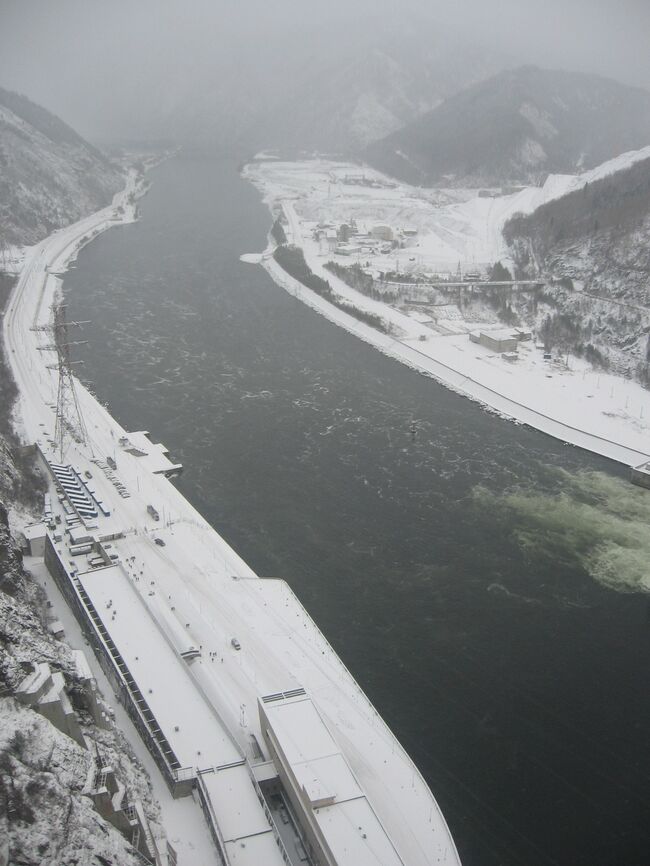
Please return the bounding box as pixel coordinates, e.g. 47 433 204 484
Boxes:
258 716 327 866
44 536 193 798
479 334 518 353
631 464 650 489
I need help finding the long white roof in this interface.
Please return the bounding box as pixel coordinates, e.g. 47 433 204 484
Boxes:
78 563 241 771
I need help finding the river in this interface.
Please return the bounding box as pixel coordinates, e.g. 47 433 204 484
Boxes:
62 154 650 866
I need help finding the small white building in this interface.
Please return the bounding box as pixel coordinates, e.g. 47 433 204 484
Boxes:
21 522 47 557
470 329 519 353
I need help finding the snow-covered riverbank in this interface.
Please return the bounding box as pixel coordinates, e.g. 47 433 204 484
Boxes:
245 158 650 468
3 158 461 866
2 163 221 864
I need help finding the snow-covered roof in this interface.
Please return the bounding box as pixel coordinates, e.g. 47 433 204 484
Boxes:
199 764 285 866
479 328 518 341
77 563 241 771
316 797 404 866
225 832 287 865
200 765 271 840
260 694 405 866
265 695 339 764
77 563 287 864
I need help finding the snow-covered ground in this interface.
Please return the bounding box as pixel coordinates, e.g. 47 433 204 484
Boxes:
3 167 461 865
244 157 573 273
246 148 650 275
245 157 650 467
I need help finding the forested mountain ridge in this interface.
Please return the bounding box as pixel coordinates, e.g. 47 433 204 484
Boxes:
365 66 650 187
142 20 509 154
0 87 123 247
243 31 507 153
503 155 650 381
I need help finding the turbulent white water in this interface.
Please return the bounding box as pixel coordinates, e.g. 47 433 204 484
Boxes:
478 469 650 593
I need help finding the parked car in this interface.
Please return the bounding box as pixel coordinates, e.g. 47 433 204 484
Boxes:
231 638 241 650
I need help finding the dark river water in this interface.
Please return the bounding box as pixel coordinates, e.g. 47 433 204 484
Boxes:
63 156 650 866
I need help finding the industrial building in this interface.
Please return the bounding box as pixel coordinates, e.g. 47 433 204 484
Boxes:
37 435 460 866
470 329 519 353
259 692 405 866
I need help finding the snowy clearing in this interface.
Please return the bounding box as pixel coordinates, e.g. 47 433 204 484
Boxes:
245 157 650 467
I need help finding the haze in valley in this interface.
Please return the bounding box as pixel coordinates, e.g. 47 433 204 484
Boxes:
1 0 649 146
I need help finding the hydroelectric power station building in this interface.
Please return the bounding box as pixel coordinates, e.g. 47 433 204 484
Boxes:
6 181 462 866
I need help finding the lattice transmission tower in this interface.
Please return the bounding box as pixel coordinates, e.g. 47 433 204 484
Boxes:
36 303 91 462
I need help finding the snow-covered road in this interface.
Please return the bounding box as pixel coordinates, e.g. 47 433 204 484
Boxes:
3 170 461 866
248 159 650 468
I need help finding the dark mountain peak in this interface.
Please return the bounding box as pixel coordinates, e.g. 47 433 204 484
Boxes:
365 66 650 187
0 86 85 148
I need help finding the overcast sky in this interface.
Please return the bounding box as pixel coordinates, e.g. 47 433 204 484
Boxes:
1 0 650 141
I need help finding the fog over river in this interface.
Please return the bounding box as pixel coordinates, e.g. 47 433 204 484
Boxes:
63 155 650 866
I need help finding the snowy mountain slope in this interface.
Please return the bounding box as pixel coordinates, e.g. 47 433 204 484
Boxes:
147 19 509 154
503 153 650 381
365 66 650 186
0 87 123 246
446 145 650 263
242 31 508 153
0 702 146 866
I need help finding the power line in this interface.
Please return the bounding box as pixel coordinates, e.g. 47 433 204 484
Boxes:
35 303 92 462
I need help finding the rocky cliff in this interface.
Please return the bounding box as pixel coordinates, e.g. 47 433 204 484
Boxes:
0 496 165 866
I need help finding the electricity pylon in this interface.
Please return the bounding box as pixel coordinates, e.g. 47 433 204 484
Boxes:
35 303 91 462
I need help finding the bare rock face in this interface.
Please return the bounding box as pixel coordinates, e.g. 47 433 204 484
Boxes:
0 500 26 599
0 703 148 866
0 503 163 866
